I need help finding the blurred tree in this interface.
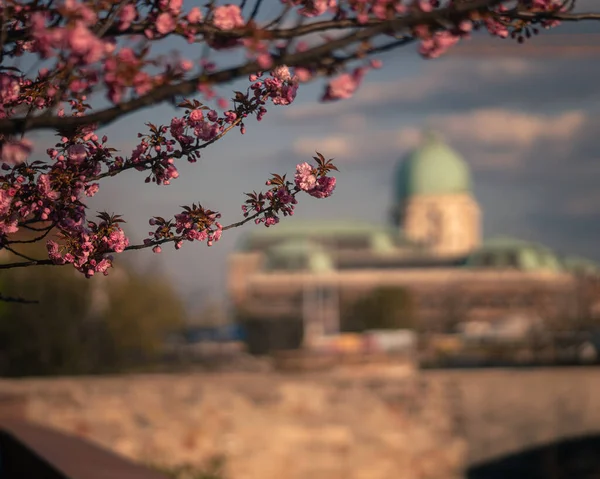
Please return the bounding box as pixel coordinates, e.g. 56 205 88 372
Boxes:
342 287 416 332
101 268 186 369
0 266 93 376
0 242 186 376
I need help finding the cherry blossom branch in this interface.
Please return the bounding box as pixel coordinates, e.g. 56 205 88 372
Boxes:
0 152 337 272
0 201 276 269
90 102 249 182
0 0 505 135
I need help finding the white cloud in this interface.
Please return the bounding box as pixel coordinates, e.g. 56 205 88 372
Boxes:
429 109 586 149
292 124 423 162
290 108 587 170
286 58 542 122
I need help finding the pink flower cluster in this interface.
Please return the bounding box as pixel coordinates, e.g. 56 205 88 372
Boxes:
294 163 336 198
282 0 338 18
322 66 368 102
416 20 472 59
242 154 337 227
146 204 223 251
47 214 129 277
254 65 300 106
31 9 109 64
104 48 154 104
212 4 245 30
242 184 297 228
1 139 32 166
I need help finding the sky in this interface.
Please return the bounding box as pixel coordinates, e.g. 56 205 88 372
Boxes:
25 1 600 312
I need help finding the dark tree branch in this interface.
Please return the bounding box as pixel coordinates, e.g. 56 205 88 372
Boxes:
508 10 600 22
0 293 39 304
7 225 54 244
0 258 53 269
249 0 264 21
0 0 505 136
3 245 40 262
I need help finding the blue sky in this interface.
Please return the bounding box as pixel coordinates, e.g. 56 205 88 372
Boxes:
24 2 600 311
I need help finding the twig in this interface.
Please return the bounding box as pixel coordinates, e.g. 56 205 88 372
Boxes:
7 225 54 244
0 293 39 304
3 245 40 261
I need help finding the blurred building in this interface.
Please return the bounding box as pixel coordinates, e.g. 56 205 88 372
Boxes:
228 132 600 354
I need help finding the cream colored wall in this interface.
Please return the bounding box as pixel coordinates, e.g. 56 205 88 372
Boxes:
245 268 574 292
228 252 263 306
231 263 577 325
401 193 481 257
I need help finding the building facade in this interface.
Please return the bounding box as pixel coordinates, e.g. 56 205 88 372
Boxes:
228 133 600 354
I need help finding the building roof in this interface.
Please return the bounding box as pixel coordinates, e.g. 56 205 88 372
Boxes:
562 255 599 275
464 236 563 272
264 239 334 273
239 220 418 252
395 131 472 200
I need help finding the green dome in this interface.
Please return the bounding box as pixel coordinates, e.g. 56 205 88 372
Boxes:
264 239 334 273
395 132 471 200
464 237 563 272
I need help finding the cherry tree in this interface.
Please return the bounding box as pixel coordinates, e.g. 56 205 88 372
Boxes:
0 0 597 281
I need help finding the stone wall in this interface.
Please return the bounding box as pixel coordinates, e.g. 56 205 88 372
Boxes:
0 366 466 479
427 368 600 466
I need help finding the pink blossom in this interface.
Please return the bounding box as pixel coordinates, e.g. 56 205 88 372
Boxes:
105 228 129 253
298 0 336 17
0 189 13 217
119 4 137 30
156 13 176 35
161 0 183 14
0 74 20 104
67 22 105 64
85 183 100 197
418 31 461 59
179 60 194 71
322 67 366 101
257 53 273 69
187 7 203 23
294 162 317 191
194 121 220 141
308 176 336 198
67 144 87 163
272 65 291 81
295 68 312 82
96 258 112 275
212 5 244 30
37 174 60 200
1 139 33 165
153 245 162 253
133 71 153 96
64 0 97 24
189 109 204 122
